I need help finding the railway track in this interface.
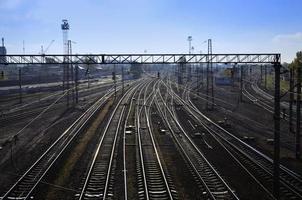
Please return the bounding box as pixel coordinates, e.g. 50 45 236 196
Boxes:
0 81 123 127
135 80 177 200
243 83 275 113
243 82 293 121
155 81 239 200
77 81 142 200
0 86 117 200
172 78 298 151
122 81 142 200
170 81 302 199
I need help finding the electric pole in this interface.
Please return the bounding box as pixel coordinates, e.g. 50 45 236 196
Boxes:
273 59 281 200
206 39 214 110
240 65 243 102
265 65 267 89
296 66 301 159
68 40 75 106
289 68 294 134
75 64 79 104
18 68 22 104
113 64 117 98
122 65 124 94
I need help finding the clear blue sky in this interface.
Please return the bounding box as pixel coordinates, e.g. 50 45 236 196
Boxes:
1 0 301 62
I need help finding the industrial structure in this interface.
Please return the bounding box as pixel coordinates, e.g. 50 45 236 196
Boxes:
0 19 301 200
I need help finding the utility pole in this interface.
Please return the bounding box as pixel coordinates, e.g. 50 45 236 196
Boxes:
68 40 75 106
273 59 281 200
232 64 236 88
75 64 79 104
18 68 22 104
66 54 70 108
113 64 116 98
289 68 294 133
250 66 252 82
206 39 214 110
197 65 200 93
240 65 243 102
260 65 263 84
201 64 204 89
187 64 192 82
186 39 193 83
122 65 124 94
206 53 209 109
265 65 267 89
296 66 301 159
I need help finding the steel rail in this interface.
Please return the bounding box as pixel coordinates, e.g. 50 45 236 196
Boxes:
136 80 155 200
144 80 175 200
156 83 239 199
122 83 143 200
1 86 116 200
78 81 141 200
170 81 302 199
185 92 302 199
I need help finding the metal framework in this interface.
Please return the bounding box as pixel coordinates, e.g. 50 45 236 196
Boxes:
0 53 280 65
0 51 283 199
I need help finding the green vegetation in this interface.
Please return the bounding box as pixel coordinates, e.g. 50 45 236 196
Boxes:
264 75 289 93
263 51 302 93
289 51 302 70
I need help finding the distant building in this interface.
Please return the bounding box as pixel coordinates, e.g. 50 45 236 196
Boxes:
0 46 6 55
0 38 6 65
0 38 7 80
0 37 6 56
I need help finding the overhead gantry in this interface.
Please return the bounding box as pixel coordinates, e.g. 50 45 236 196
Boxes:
0 52 282 199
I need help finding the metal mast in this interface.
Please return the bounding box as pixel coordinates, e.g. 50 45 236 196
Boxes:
206 39 213 109
187 36 193 83
62 20 69 55
61 19 70 106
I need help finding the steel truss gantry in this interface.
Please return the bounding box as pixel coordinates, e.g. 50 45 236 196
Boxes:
0 52 283 199
0 53 279 65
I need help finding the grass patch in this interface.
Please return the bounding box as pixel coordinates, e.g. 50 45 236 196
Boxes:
263 75 289 93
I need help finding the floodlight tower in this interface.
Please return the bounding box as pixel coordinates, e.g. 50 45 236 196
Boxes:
61 19 69 54
61 19 70 106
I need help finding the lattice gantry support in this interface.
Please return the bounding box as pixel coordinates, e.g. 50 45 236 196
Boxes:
0 53 280 65
0 52 282 199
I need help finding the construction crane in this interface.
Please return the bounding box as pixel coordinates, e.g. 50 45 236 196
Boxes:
40 40 55 55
